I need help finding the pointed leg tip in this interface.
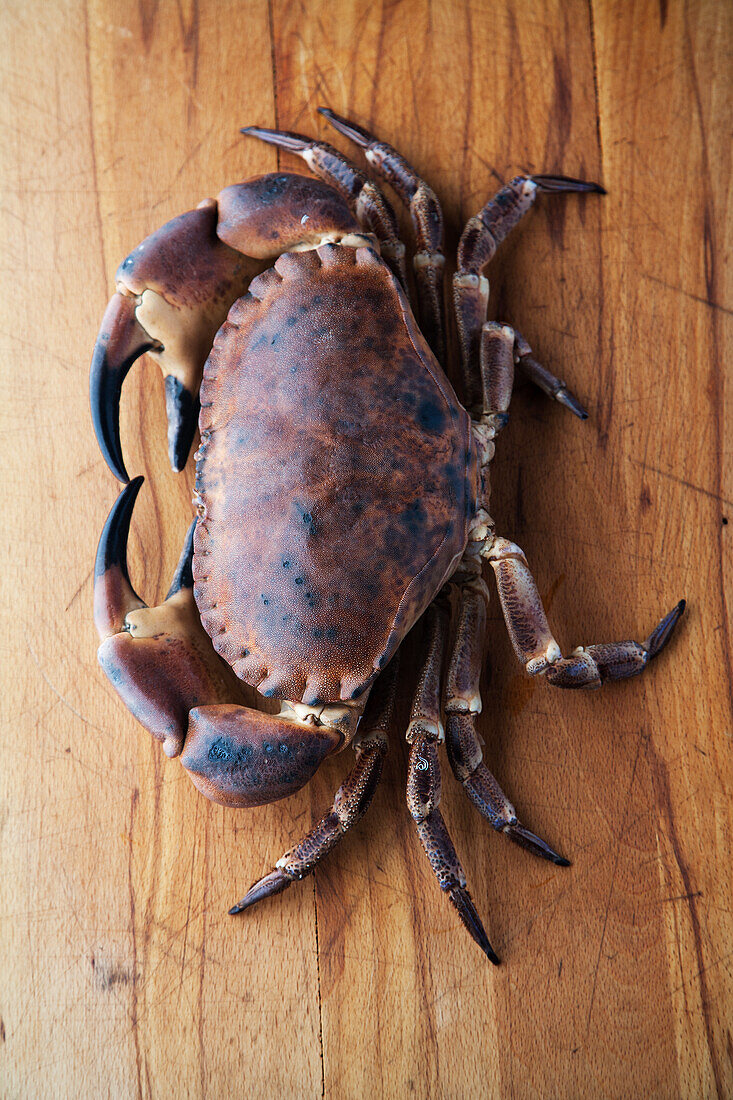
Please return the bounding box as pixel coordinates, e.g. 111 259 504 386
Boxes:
245 127 309 152
665 598 687 630
556 388 589 420
228 890 260 916
505 822 569 866
318 107 370 146
229 869 292 916
474 924 501 966
449 886 499 963
240 125 280 145
532 174 606 196
646 598 687 658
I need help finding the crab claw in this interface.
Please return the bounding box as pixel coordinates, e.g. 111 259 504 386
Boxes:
165 375 200 474
180 705 342 808
90 286 201 482
94 481 247 758
93 476 147 635
91 200 258 480
90 296 160 483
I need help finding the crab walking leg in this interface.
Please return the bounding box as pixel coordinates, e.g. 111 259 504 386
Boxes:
454 174 605 408
444 576 568 864
319 108 447 367
480 323 588 423
405 603 498 963
241 125 408 290
484 538 686 687
229 659 399 915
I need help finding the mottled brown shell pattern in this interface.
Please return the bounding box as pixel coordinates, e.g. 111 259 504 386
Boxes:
192 243 476 705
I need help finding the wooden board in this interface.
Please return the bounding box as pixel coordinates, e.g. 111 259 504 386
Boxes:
1 0 730 1096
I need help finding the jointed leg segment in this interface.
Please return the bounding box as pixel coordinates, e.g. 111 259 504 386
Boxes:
485 537 685 688
406 602 499 962
230 658 399 914
242 124 409 290
455 173 604 409
319 108 447 367
479 322 588 425
443 576 569 865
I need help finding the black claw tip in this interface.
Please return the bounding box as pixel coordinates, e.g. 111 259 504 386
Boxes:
164 375 200 473
90 341 131 483
90 294 159 484
645 599 686 659
240 126 309 153
318 106 371 148
94 476 145 581
532 174 606 195
556 388 589 420
449 887 500 964
229 869 292 915
165 517 197 600
506 823 570 866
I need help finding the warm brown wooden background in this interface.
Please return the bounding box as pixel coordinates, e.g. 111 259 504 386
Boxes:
1 0 730 1097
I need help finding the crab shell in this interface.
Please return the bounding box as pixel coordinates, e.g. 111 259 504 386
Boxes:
192 242 479 707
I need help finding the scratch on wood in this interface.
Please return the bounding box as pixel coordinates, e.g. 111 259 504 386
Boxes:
648 741 726 1097
25 640 107 734
313 877 326 1098
633 460 733 510
640 271 733 316
127 786 143 1100
65 566 94 612
585 729 645 1039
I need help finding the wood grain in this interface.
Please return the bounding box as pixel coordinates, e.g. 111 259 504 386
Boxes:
1 1 730 1096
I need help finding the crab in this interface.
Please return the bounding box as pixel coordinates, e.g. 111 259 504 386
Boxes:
90 109 685 962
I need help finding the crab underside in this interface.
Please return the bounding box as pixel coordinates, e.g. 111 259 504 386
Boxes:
90 109 684 962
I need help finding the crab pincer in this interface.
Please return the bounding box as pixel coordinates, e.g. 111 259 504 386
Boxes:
95 479 349 800
90 174 367 481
